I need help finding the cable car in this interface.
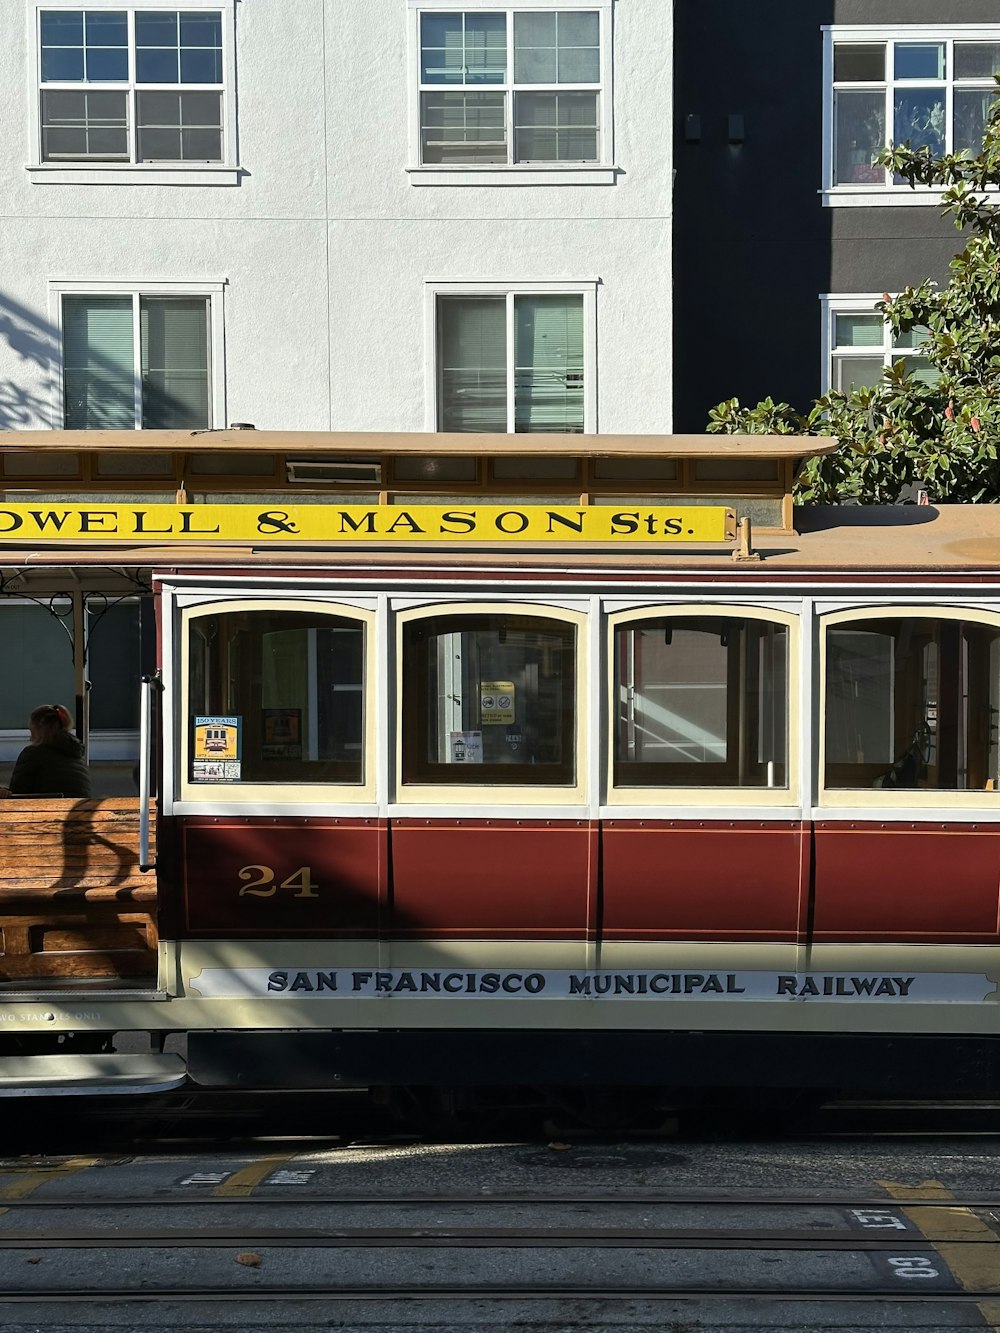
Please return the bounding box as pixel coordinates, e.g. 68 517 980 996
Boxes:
1 429 998 1103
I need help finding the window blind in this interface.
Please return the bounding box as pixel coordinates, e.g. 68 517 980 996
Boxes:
514 90 598 162
62 296 135 429
421 13 506 84
140 297 211 428
513 11 600 84
438 297 507 433
514 294 584 433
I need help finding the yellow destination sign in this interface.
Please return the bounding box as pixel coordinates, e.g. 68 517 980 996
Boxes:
0 503 735 544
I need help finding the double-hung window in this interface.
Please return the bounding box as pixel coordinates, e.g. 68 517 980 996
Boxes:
410 2 613 181
822 296 936 393
51 281 225 429
32 3 235 179
825 26 1000 199
430 282 596 433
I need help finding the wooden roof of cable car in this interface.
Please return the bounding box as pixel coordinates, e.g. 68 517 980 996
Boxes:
2 430 997 573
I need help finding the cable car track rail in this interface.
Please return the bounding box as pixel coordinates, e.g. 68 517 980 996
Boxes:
3 1190 1000 1208
0 1227 996 1250
0 1287 997 1306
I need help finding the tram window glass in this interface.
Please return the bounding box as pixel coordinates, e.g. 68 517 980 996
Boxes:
88 600 152 729
491 457 579 480
693 459 781 483
0 605 74 730
613 617 788 788
402 614 575 784
392 456 478 482
188 610 364 783
593 457 678 482
825 616 1000 791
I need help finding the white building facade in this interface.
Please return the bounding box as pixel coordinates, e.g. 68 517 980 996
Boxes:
0 0 674 438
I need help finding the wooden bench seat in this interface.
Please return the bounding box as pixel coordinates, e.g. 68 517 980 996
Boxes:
0 799 157 983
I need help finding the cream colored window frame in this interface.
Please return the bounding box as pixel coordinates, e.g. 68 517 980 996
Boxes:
395 601 588 806
179 598 376 805
819 604 1000 810
605 604 801 809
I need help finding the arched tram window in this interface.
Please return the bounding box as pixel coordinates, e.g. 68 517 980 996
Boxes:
824 615 1000 792
401 613 576 786
612 615 789 789
187 607 366 785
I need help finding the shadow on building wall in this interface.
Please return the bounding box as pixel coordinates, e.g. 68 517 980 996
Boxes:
0 295 59 430
0 288 202 433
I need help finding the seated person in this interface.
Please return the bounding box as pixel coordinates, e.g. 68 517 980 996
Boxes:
0 704 92 798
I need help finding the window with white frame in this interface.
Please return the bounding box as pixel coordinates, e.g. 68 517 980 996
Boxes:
54 286 224 429
826 27 1000 192
35 6 228 166
434 287 593 433
415 7 606 167
823 297 937 393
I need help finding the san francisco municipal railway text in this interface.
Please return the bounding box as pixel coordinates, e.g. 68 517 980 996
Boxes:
264 969 917 997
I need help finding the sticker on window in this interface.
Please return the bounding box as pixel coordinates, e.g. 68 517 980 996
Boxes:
480 680 515 725
449 731 483 763
262 708 302 760
193 715 241 781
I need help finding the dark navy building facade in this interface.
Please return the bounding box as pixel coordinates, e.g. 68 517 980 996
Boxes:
673 0 1000 429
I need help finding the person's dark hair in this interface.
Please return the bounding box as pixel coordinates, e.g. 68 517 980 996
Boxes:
29 703 73 737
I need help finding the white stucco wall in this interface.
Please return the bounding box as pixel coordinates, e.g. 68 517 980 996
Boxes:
0 0 673 435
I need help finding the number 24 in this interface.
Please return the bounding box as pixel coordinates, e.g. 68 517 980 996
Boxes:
238 865 319 898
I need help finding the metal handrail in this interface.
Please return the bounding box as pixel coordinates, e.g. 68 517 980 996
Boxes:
138 673 159 872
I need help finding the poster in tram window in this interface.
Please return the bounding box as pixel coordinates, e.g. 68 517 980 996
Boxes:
480 681 516 725
262 708 302 760
192 715 241 781
449 731 484 763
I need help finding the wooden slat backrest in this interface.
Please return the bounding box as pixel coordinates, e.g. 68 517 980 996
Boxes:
0 798 156 902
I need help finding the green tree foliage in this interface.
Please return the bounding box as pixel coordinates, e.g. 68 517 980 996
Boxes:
708 81 1000 504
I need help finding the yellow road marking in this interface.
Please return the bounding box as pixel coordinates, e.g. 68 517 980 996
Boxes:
880 1178 1000 1328
214 1154 294 1198
0 1155 101 1215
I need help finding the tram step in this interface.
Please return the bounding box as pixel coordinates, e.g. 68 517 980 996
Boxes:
0 1053 186 1097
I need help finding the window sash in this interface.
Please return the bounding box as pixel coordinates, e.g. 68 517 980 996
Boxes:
41 88 129 160
140 296 211 428
37 6 226 165
401 613 577 787
188 610 367 786
438 296 507 432
613 618 789 789
63 295 135 429
514 294 584 432
831 33 1000 186
823 616 1000 792
417 8 602 165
